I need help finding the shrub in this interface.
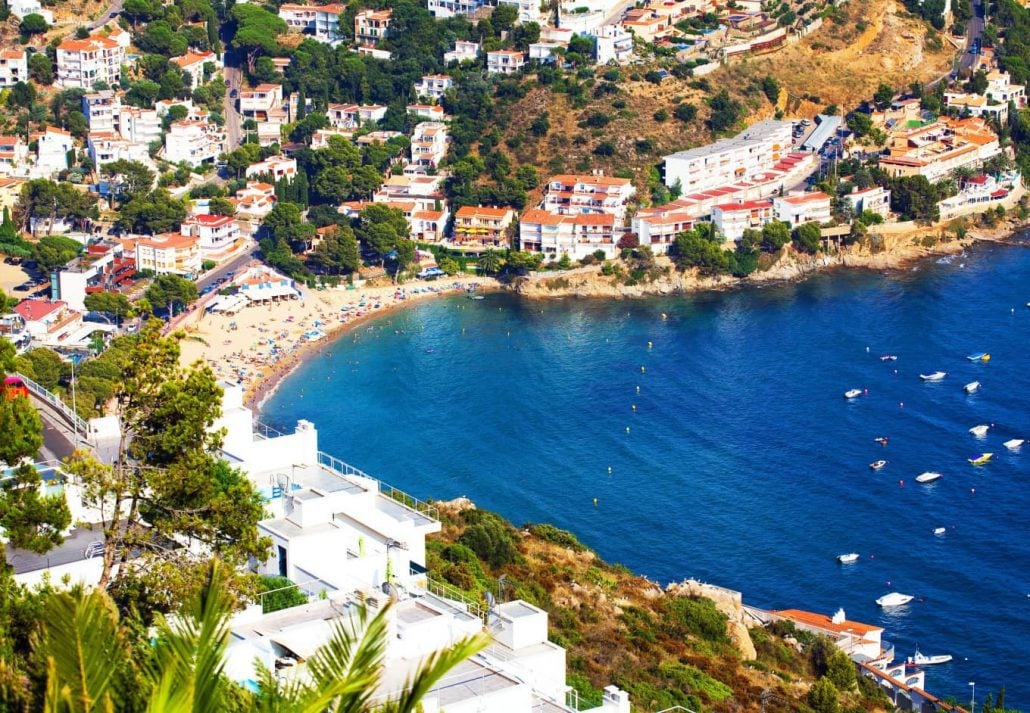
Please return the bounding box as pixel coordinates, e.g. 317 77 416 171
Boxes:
809 676 840 713
258 575 308 613
529 523 591 551
663 596 729 643
459 510 519 568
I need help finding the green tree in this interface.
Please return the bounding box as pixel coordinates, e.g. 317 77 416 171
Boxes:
18 13 48 36
760 221 791 252
101 159 156 207
873 83 894 109
257 575 308 613
478 250 503 275
761 75 781 103
117 189 188 234
231 5 287 72
792 222 822 253
674 102 697 123
824 648 856 690
264 201 316 251
671 228 730 276
847 112 873 137
33 234 82 271
83 292 136 320
28 54 54 85
808 676 839 713
145 274 199 313
309 225 361 274
358 204 408 264
707 90 742 133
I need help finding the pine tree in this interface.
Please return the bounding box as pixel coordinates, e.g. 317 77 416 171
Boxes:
295 171 309 208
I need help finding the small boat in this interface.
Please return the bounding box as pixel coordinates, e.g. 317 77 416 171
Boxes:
837 553 859 564
920 372 947 381
907 649 953 666
964 381 981 394
843 389 862 399
968 453 993 465
916 471 943 484
874 436 889 446
876 592 914 607
933 527 947 535
880 354 898 361
1003 438 1025 450
966 352 990 362
870 460 888 470
969 424 990 437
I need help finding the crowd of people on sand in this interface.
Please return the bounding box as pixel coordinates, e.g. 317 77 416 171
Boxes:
176 280 489 407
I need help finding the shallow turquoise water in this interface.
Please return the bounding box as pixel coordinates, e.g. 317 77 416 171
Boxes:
264 240 1030 704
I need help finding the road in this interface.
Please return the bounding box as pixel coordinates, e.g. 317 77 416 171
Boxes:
222 49 244 150
88 0 124 31
196 242 258 292
958 0 986 73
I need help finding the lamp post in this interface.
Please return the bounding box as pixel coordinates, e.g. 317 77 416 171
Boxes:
969 681 976 713
70 357 77 443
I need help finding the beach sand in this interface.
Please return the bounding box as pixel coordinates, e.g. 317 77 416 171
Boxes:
177 277 500 410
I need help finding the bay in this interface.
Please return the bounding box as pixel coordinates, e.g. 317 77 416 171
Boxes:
263 240 1030 705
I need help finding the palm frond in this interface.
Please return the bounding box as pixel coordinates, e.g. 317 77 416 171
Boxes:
376 634 489 713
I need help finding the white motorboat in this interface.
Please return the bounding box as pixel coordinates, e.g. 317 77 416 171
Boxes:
969 424 990 437
876 592 914 607
964 381 981 394
843 389 862 399
933 527 947 535
916 472 943 484
870 460 888 470
837 553 859 564
920 372 947 381
907 650 953 666
1004 438 1025 450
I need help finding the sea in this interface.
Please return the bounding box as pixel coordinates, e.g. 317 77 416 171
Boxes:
263 239 1030 706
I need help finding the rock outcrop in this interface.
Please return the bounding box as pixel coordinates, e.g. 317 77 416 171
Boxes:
666 579 757 661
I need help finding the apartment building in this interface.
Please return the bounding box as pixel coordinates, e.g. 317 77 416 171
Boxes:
773 191 832 227
278 3 345 43
180 213 241 260
519 209 619 260
711 199 775 242
877 117 1001 182
444 39 480 63
410 121 448 168
487 50 527 74
239 84 283 121
354 9 392 46
541 174 636 221
164 120 225 166
844 186 891 219
374 173 446 213
88 131 150 166
135 233 201 276
82 90 121 132
453 205 515 249
427 0 486 17
170 51 221 88
35 126 74 175
245 155 297 180
414 74 453 102
326 103 387 128
13 299 82 346
663 120 794 191
592 25 634 64
0 50 27 88
631 202 698 253
234 181 277 219
56 35 124 89
119 106 162 146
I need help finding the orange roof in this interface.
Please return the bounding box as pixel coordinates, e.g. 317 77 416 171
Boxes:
14 300 66 321
520 209 564 226
781 191 830 205
58 36 119 51
773 609 882 636
549 174 632 188
170 52 215 67
0 50 24 60
413 210 443 220
573 213 615 226
456 205 512 219
137 234 198 250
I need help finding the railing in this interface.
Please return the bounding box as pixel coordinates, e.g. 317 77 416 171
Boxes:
317 451 439 521
425 575 483 620
252 419 286 440
16 372 90 441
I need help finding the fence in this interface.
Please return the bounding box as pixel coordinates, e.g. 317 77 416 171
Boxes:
317 450 440 521
16 371 90 441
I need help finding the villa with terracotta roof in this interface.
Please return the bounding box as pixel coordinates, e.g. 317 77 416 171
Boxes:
170 51 221 89
245 155 298 181
327 103 387 129
354 9 392 46
180 214 241 261
239 84 283 121
56 35 124 89
234 181 278 219
878 116 1002 183
410 122 449 168
711 199 775 242
486 50 527 74
14 300 84 347
453 205 515 249
631 202 699 253
0 50 27 88
844 186 891 219
520 209 619 260
414 74 454 102
542 174 636 221
0 135 29 176
773 191 832 227
135 233 202 277
279 3 346 43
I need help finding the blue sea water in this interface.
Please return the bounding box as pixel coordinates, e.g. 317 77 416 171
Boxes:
263 240 1030 706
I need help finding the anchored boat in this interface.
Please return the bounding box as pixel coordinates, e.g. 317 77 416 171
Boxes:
920 371 947 381
964 381 981 394
876 592 914 607
968 453 994 465
916 472 943 484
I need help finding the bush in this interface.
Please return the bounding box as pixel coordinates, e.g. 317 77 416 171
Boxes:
809 676 840 713
458 510 519 568
663 596 729 642
674 103 697 123
258 575 308 613
529 523 591 552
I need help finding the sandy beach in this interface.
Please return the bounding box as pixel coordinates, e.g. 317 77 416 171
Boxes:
177 276 500 410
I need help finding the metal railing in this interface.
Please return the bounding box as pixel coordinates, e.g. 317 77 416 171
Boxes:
16 371 90 440
317 451 439 521
252 420 286 440
425 575 483 620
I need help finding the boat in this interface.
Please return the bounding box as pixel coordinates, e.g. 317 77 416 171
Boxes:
933 527 947 535
870 460 888 470
880 354 898 361
1003 438 1025 450
837 553 859 564
920 372 947 381
907 649 953 666
874 437 889 446
968 453 994 465
876 592 914 607
966 352 991 362
969 424 990 437
964 381 981 394
843 389 862 399
916 472 943 484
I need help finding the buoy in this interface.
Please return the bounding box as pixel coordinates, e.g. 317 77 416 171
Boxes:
640 366 646 373
899 480 904 487
866 346 870 352
971 488 976 495
625 427 631 434
864 388 868 395
661 313 668 320
632 404 637 412
647 341 653 349
593 498 598 506
900 402 904 408
608 466 612 474
635 385 640 393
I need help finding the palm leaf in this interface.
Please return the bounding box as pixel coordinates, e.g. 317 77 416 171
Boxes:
376 634 489 713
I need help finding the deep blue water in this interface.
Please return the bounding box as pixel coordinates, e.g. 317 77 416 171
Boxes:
264 241 1030 706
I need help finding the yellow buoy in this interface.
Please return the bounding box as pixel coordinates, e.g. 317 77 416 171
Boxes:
625 426 631 434
632 404 637 412
593 498 598 506
607 466 612 474
636 385 640 393
640 366 646 373
647 341 653 349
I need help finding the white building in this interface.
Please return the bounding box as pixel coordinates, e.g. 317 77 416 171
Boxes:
88 131 150 167
373 173 446 213
410 122 448 168
239 84 283 120
180 213 241 260
773 191 832 227
35 126 74 176
326 103 387 129
663 120 795 191
135 233 201 276
444 40 480 64
8 0 52 23
0 135 29 176
427 0 486 18
592 25 634 64
278 3 345 43
541 174 636 221
844 186 891 219
164 120 225 166
406 103 447 121
711 199 775 242
631 202 698 254
529 43 564 64
496 0 543 23
770 608 889 664
487 50 527 75
245 155 297 181
170 51 221 89
13 299 83 346
119 106 162 147
519 209 619 260
414 74 453 102
56 35 125 90
354 9 392 46
82 90 121 132
0 50 27 88
234 181 277 219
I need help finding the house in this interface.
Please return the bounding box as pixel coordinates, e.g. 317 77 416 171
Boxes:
631 202 698 253
245 155 297 181
164 120 225 166
239 84 283 121
664 120 795 192
406 103 447 121
620 12 671 42
487 50 527 75
56 35 124 89
104 26 132 49
444 39 480 64
13 300 84 347
529 42 564 64
0 177 25 217
8 0 52 23
35 126 74 176
355 45 392 61
354 9 392 46
278 3 345 43
134 233 201 277
773 191 832 227
310 127 354 148
410 208 447 242
496 0 543 23
944 70 1025 123
374 173 445 213
541 174 636 220
985 69 1026 106
540 26 574 44
711 199 775 242
519 209 619 260
82 90 121 132
427 0 486 18
356 130 404 147
878 117 1001 182
409 122 448 168
88 131 150 167
0 50 27 88
844 186 891 219
326 103 387 129
235 266 300 303
118 106 162 146
170 51 221 89
453 205 515 249
0 136 29 176
592 25 634 64
414 74 453 102
234 181 277 219
54 244 123 311
180 213 241 260
770 608 889 663
938 171 1020 219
